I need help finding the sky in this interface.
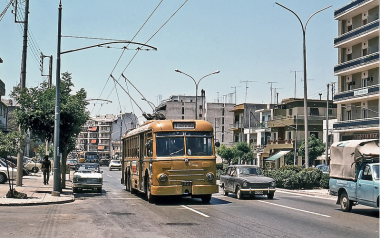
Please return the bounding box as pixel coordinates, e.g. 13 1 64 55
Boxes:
0 0 350 118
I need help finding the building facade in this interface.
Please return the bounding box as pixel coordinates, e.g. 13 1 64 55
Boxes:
333 0 379 141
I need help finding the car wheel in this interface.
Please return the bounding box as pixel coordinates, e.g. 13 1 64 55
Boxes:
340 191 352 212
97 187 102 193
0 173 7 184
267 192 274 199
130 174 137 194
223 186 229 196
146 178 155 203
236 186 243 200
201 194 212 203
32 167 39 173
109 168 111 171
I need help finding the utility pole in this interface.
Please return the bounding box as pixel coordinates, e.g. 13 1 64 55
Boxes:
40 53 53 87
16 0 30 187
267 82 277 104
290 71 302 98
326 84 329 165
231 86 242 105
240 80 256 103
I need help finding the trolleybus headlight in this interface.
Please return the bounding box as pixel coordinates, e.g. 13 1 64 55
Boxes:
158 173 168 182
270 181 276 187
243 182 248 188
206 172 214 181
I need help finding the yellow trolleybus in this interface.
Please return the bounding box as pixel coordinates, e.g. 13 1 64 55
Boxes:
121 120 219 203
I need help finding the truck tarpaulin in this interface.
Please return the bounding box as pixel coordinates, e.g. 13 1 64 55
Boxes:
330 139 379 181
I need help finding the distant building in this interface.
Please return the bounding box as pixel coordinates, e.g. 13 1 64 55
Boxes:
205 102 234 146
110 113 138 158
333 0 379 141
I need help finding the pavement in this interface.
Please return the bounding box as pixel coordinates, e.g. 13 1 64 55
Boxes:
0 171 74 206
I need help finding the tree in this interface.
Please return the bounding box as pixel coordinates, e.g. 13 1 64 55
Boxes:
284 151 295 165
0 131 25 197
298 135 325 166
234 142 254 164
216 144 234 165
36 143 54 158
11 72 90 189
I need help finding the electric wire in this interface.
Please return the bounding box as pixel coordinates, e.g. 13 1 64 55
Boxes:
93 0 164 115
98 0 188 115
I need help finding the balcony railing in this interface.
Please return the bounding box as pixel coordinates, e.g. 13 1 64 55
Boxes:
334 19 379 46
334 52 379 74
333 117 379 130
334 84 379 102
334 0 371 18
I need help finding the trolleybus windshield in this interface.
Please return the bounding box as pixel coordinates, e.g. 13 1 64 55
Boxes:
185 132 213 156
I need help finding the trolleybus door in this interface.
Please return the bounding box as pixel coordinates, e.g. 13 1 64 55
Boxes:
139 134 144 190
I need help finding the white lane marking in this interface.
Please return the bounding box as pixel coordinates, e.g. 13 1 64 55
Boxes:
107 175 113 177
181 205 210 218
258 200 331 218
276 190 336 201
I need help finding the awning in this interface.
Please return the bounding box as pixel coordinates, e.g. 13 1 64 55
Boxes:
90 139 97 144
265 150 292 161
88 127 98 132
98 146 105 150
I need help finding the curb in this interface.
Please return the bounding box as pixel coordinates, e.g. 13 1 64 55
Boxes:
0 197 75 206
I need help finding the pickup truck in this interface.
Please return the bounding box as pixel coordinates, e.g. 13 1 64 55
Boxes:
329 139 379 212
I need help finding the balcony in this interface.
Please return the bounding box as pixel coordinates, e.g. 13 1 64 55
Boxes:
334 20 379 47
333 117 379 131
334 52 379 76
334 84 379 103
230 122 243 131
334 0 377 20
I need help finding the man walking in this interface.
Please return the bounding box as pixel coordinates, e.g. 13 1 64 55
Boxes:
41 155 51 185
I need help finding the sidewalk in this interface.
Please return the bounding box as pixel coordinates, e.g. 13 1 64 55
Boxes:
0 172 74 206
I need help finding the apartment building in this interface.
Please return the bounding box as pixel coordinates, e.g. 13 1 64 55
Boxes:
333 0 379 140
263 98 336 169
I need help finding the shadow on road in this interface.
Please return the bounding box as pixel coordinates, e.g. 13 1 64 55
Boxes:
337 208 379 218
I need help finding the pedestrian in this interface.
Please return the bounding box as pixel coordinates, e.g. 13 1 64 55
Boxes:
41 155 51 185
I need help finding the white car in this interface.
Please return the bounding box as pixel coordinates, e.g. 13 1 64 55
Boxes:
109 160 121 171
72 163 103 193
0 165 17 184
24 160 42 173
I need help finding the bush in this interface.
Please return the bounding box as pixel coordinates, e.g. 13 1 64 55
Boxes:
319 173 329 189
278 165 304 173
298 168 323 189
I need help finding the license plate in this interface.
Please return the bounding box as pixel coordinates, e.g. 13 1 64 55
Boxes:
254 191 263 194
182 181 192 186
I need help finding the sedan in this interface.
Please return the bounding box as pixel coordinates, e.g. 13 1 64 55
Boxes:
72 163 103 193
109 160 121 171
220 165 276 199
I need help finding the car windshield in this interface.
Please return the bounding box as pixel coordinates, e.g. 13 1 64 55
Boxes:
156 132 185 157
111 160 120 164
238 167 263 176
77 164 99 172
185 132 213 156
373 165 379 180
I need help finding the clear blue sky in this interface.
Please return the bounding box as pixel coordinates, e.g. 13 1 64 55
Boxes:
0 0 349 117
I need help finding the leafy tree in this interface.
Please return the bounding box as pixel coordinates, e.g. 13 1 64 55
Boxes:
0 131 25 197
216 144 234 165
233 142 254 164
285 151 296 165
11 72 89 189
36 143 54 158
298 135 325 167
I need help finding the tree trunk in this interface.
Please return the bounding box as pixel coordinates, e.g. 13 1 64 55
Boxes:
60 146 68 189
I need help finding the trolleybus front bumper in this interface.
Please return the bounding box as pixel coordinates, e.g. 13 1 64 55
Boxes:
151 184 218 196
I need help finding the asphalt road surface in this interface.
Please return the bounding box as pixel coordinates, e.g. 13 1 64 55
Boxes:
1 167 378 238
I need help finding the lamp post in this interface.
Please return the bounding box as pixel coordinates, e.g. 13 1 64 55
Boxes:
53 1 157 195
175 69 220 120
275 2 331 168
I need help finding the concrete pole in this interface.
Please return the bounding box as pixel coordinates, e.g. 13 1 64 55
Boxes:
326 84 329 165
17 0 30 187
52 1 62 196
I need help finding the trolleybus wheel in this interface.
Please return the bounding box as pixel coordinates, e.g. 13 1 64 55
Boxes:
201 194 212 203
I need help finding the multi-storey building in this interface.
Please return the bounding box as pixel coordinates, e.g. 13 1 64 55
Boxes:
263 98 336 169
76 114 118 159
155 94 234 145
333 0 379 140
110 113 138 158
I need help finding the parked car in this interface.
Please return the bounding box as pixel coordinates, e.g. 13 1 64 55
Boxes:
0 163 17 183
220 165 276 199
99 158 109 166
24 160 42 173
316 164 329 174
72 163 103 193
66 159 78 170
0 158 29 176
109 160 121 171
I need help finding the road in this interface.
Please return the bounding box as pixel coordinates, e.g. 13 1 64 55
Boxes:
1 168 378 238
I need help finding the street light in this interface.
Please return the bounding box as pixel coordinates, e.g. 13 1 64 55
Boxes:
275 2 331 168
52 1 157 196
175 69 220 119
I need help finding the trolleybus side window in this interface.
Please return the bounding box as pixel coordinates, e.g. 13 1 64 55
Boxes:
145 132 153 157
156 132 185 157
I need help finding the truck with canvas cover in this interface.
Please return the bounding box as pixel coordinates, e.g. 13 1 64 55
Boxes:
329 139 379 212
